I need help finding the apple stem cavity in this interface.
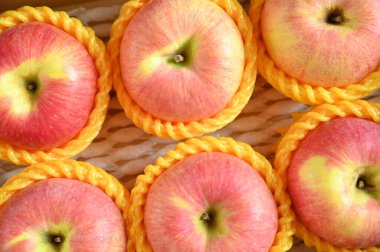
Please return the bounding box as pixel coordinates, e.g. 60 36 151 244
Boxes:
356 176 375 190
198 205 229 240
200 207 217 228
25 79 39 93
167 38 196 67
326 7 345 25
47 233 65 250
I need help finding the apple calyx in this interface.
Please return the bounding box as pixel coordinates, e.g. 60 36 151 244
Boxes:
167 38 197 67
326 7 346 25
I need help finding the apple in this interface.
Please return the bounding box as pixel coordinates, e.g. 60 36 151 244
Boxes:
288 117 380 248
0 178 126 251
0 22 97 150
119 0 244 122
144 152 278 251
260 0 380 87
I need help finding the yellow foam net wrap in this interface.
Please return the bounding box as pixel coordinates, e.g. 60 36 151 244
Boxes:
128 136 295 252
274 100 380 252
0 6 112 166
108 0 257 140
0 159 131 251
249 0 380 105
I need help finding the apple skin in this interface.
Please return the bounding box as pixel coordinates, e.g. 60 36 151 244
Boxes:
144 152 278 252
288 117 380 248
261 0 380 87
0 178 126 252
0 22 97 150
120 0 244 122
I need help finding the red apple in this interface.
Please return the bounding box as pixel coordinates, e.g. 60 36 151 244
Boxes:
261 0 380 87
119 0 244 122
0 22 97 150
288 117 380 248
144 152 278 251
0 178 126 251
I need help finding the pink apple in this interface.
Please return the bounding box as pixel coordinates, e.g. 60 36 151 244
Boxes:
288 117 380 248
0 22 97 150
120 0 244 122
144 152 278 251
261 0 380 87
0 178 126 251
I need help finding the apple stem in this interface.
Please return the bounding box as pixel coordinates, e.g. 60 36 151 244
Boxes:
173 54 185 63
54 236 62 243
326 8 345 25
48 234 64 247
331 16 343 24
200 212 211 222
357 178 366 190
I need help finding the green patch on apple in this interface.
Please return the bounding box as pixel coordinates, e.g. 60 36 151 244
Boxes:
167 37 198 68
0 54 66 115
358 165 380 201
36 223 73 252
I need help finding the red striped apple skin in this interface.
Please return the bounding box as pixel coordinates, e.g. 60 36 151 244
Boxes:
0 178 126 252
0 22 97 150
288 117 380 248
261 0 380 87
120 0 244 122
144 152 278 252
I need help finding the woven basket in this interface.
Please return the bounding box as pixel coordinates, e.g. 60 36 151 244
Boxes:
249 0 380 105
0 6 112 166
128 136 295 252
275 100 380 252
108 0 257 140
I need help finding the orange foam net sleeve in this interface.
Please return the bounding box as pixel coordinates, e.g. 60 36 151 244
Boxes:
0 6 112 166
107 0 257 140
128 136 295 252
0 159 131 251
249 0 380 105
274 100 380 252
